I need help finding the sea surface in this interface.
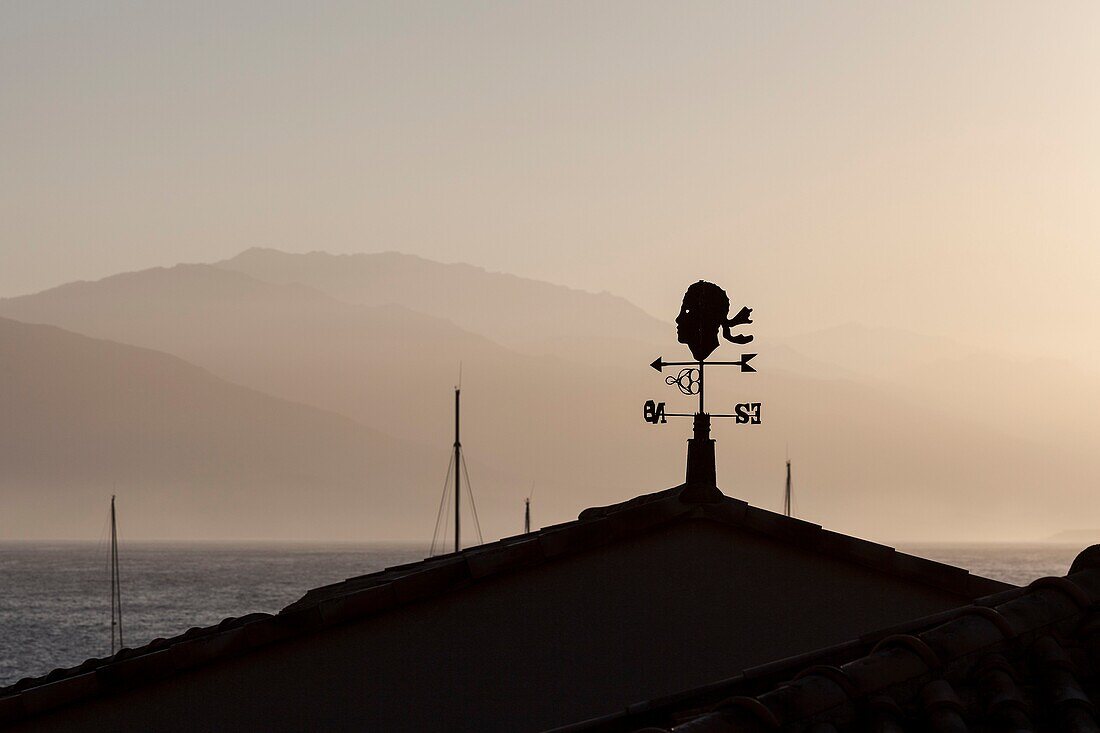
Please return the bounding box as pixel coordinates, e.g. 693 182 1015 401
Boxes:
0 541 1088 687
0 541 426 686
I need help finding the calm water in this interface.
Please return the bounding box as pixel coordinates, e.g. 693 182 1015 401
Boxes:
0 541 1087 686
899 543 1085 588
0 542 426 686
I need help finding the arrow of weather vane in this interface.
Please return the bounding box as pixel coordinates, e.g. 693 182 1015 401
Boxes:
643 280 762 426
649 354 757 373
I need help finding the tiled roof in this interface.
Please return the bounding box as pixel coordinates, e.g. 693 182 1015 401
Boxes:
557 546 1100 733
0 484 1010 728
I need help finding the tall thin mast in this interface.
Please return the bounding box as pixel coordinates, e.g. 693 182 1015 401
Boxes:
784 460 792 517
454 387 461 554
110 495 123 654
524 498 531 534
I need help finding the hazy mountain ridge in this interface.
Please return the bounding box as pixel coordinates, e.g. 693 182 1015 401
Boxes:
0 262 505 358
1046 530 1100 543
0 261 581 448
4 250 1100 542
782 322 1100 457
214 248 667 361
0 316 514 541
0 262 685 536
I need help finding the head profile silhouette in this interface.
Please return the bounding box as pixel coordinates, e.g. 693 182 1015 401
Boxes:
675 280 753 361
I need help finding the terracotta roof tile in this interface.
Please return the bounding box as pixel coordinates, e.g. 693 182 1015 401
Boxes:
563 545 1100 733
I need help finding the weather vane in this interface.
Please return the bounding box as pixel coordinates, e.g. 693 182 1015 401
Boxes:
644 280 761 489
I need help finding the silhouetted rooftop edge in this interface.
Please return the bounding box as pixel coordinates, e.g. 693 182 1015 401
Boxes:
553 545 1100 733
0 484 1011 727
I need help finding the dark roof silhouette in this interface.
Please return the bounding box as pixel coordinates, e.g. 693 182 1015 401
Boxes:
0 485 1010 728
556 546 1100 733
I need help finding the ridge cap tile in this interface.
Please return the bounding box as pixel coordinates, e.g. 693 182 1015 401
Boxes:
758 674 852 725
1065 567 1100 606
793 665 858 700
995 588 1082 637
1029 575 1094 608
838 645 933 697
920 679 965 714
917 613 1007 664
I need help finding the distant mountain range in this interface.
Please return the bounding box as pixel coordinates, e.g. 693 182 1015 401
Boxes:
3 248 1099 542
216 248 668 361
1046 531 1100 544
0 316 497 540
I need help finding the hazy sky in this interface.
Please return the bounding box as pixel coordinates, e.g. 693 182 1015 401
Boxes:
4 2 1100 364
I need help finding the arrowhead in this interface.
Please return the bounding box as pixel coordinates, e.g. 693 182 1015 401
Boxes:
740 353 757 373
650 357 664 372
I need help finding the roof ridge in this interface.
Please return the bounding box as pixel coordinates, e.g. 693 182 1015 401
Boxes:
0 484 1013 728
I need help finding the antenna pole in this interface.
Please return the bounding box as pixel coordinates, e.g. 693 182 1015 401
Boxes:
454 387 461 553
110 495 115 654
784 460 792 517
524 497 531 534
110 495 123 653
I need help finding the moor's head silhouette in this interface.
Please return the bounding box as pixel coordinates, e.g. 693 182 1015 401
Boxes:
675 280 753 361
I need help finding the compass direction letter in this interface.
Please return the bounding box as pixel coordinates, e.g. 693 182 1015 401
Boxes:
643 400 667 425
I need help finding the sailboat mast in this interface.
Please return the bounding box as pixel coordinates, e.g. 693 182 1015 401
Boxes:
110 495 123 653
524 498 531 534
454 387 461 554
784 460 792 517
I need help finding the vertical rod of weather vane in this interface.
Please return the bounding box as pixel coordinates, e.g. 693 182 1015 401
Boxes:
698 360 705 414
454 387 461 554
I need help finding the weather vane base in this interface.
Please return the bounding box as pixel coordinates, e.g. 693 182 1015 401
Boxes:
682 413 722 502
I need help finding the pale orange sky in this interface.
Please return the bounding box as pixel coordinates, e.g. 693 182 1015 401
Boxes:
3 2 1100 366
